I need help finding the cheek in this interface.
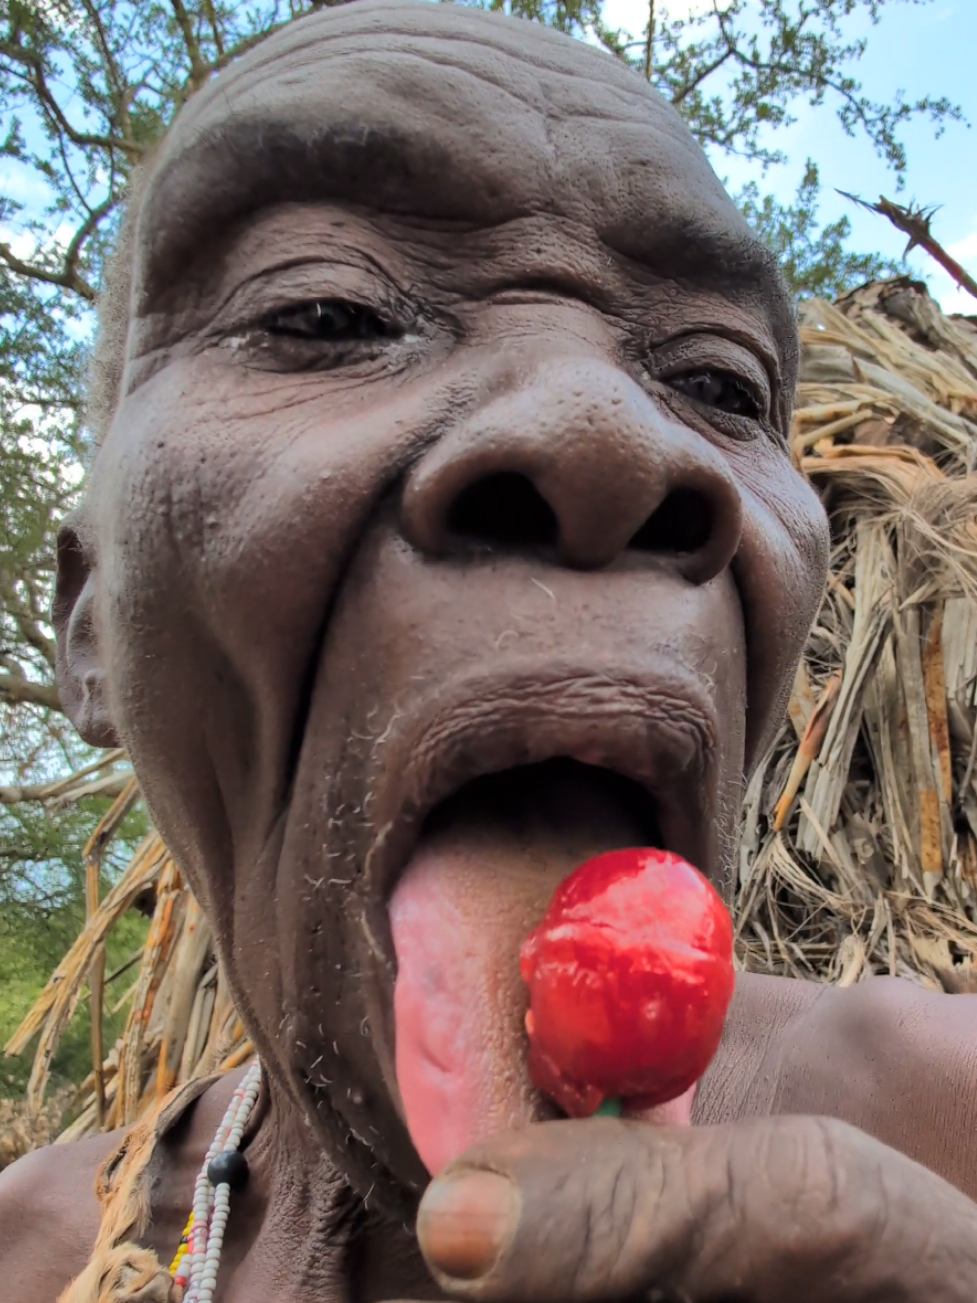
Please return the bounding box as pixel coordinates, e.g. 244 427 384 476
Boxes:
726 445 829 764
85 357 456 886
770 460 831 618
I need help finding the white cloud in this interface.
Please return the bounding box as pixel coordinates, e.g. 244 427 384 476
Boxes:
0 222 38 260
0 166 52 204
949 231 977 263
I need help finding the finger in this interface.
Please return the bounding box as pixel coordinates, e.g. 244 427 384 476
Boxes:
415 1115 977 1303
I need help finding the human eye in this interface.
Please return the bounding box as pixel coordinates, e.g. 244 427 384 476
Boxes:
665 368 762 420
218 290 413 373
647 332 776 440
261 299 399 343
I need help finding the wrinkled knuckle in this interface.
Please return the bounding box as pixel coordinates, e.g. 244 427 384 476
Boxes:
761 1115 851 1219
712 1121 840 1246
575 1155 644 1290
572 1128 704 1295
762 1116 876 1279
823 1119 913 1269
647 1128 735 1283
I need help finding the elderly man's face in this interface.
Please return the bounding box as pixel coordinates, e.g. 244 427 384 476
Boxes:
56 1 827 1202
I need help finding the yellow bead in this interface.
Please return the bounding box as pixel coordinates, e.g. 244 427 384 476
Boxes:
169 1212 196 1275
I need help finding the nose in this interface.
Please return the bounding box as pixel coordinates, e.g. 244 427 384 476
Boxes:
401 360 743 583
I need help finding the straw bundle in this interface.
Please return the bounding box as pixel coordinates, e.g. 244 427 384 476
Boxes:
0 1089 73 1170
2 814 252 1149
741 279 977 989
3 276 977 1149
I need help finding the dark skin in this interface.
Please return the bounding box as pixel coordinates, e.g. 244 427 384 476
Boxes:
4 3 977 1300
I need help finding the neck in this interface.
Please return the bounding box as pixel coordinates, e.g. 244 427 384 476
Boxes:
215 1074 438 1303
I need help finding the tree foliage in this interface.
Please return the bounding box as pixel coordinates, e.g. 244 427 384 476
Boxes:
489 0 961 176
0 0 963 1092
0 792 147 1096
737 159 901 299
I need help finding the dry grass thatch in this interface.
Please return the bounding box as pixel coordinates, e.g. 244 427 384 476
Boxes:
0 1089 73 1171
4 276 977 1154
740 279 977 989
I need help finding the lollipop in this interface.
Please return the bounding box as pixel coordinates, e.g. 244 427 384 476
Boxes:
520 848 735 1119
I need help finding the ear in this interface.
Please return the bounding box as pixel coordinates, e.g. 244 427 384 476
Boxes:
53 519 120 747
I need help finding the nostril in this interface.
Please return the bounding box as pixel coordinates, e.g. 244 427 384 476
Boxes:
447 472 559 550
629 487 713 555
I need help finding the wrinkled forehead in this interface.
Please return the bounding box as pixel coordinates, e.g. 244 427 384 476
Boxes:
136 0 793 350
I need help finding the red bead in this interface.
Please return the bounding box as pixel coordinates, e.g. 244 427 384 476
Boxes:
520 849 735 1118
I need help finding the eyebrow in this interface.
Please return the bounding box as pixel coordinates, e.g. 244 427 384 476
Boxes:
138 112 537 298
599 215 784 304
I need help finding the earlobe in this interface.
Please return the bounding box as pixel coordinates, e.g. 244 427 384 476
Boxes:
53 521 120 748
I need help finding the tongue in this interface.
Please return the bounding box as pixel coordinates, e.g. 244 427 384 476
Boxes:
389 762 694 1176
390 838 545 1177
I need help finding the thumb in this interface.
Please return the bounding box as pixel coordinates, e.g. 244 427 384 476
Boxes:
414 1115 977 1303
416 1117 720 1299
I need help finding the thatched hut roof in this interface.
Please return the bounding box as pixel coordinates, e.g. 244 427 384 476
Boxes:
4 277 977 1160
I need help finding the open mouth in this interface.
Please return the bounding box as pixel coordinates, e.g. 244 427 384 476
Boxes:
389 756 678 1175
422 757 663 845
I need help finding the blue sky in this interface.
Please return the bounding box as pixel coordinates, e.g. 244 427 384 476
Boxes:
604 0 977 312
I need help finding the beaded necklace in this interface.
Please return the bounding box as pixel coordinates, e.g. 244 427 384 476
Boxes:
170 1061 262 1303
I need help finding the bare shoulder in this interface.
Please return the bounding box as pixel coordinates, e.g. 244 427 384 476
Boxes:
0 1128 120 1303
0 1071 245 1303
700 971 977 1199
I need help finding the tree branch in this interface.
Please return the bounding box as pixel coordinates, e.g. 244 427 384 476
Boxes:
643 0 654 82
77 0 136 149
0 670 62 712
63 195 119 292
0 40 143 160
0 240 96 302
838 192 977 306
9 603 57 670
0 771 132 806
170 0 208 90
0 194 114 302
203 0 225 59
670 48 734 106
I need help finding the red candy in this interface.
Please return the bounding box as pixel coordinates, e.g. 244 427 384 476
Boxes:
519 848 735 1118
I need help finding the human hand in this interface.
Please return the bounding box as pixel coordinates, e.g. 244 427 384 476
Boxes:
403 1114 977 1303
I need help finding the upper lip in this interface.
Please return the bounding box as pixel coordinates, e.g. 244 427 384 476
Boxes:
361 654 723 917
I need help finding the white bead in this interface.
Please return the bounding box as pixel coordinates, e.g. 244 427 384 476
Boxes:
175 1061 261 1301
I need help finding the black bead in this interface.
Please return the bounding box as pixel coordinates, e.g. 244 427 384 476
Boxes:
207 1149 249 1190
